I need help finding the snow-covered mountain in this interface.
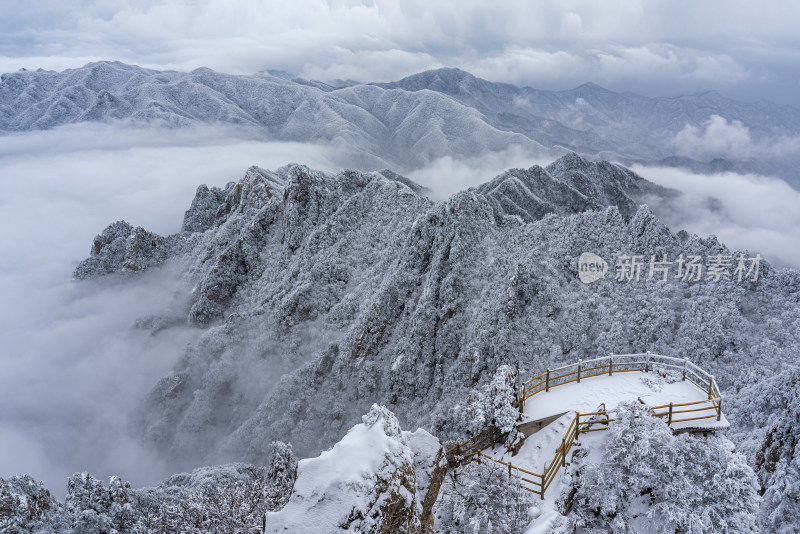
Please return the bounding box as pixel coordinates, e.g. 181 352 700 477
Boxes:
3 62 800 186
50 154 799 531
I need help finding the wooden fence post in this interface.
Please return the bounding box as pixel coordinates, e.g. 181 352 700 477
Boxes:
517 358 525 413
682 358 687 381
708 375 714 400
609 355 613 376
577 359 582 383
667 402 673 425
576 412 581 435
561 437 566 467
645 351 650 372
717 395 723 421
546 368 550 392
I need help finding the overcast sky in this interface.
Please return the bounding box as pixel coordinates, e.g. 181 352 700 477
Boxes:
1 0 799 106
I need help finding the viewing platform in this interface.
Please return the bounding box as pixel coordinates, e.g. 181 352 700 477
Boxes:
445 352 729 500
517 353 728 433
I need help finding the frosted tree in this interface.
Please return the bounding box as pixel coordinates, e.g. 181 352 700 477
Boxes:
1 449 298 533
733 366 800 533
563 402 759 533
434 459 530 534
454 364 519 437
0 475 62 533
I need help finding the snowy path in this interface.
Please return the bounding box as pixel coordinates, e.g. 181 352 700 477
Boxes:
487 412 574 473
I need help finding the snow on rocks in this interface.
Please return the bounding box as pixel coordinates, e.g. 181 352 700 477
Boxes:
267 404 446 533
72 220 187 279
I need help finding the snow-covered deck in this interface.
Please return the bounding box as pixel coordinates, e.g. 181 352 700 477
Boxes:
521 371 729 431
447 354 729 509
474 370 730 504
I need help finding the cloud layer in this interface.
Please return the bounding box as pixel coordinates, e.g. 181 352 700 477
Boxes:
0 124 341 495
1 1 799 105
634 165 800 269
673 115 800 160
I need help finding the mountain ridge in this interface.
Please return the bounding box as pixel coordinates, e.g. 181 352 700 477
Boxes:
69 155 790 467
4 61 800 186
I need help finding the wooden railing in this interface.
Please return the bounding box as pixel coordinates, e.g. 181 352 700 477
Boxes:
444 425 503 466
446 353 724 499
447 408 612 498
517 352 723 425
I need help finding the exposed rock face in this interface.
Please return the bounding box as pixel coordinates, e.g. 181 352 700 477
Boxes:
181 184 228 233
73 220 185 279
266 405 444 534
412 434 448 532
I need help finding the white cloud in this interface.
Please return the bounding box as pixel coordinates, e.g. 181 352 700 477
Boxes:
673 114 800 160
559 12 583 38
466 48 585 88
0 124 342 494
673 115 753 159
594 45 747 86
634 165 800 269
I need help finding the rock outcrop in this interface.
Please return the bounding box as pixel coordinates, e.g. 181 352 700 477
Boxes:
267 405 445 534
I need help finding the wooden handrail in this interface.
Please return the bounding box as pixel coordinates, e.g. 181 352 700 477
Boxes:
452 353 723 501
669 414 718 423
551 370 577 381
651 398 716 410
521 353 721 407
524 373 546 385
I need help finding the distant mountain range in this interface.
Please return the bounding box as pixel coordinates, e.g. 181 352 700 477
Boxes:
3 62 799 186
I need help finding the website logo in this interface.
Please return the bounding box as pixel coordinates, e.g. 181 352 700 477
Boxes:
577 252 762 284
578 252 608 283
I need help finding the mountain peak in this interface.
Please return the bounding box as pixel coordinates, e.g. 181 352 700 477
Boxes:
474 154 671 223
552 151 591 168
82 60 149 73
545 152 595 177
377 67 478 93
404 67 473 81
572 82 612 93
